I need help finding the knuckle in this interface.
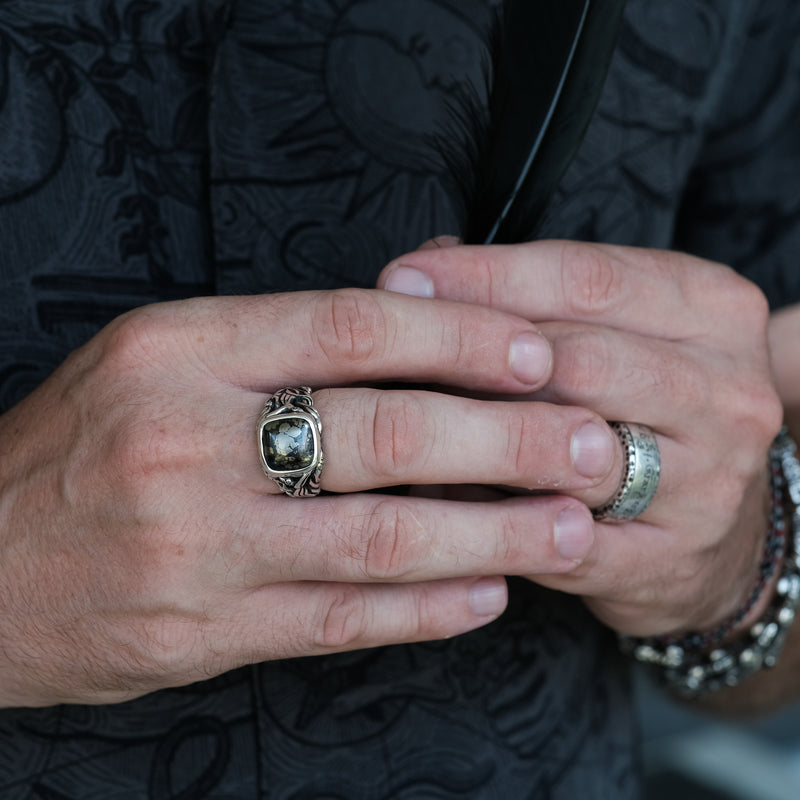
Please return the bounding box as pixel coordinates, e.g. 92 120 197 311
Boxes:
739 280 771 327
697 266 770 334
439 312 470 371
99 306 170 373
129 615 202 678
502 409 541 481
560 243 624 317
702 274 780 450
708 366 783 458
724 272 771 327
367 392 430 481
739 379 784 444
312 289 387 367
314 586 370 650
401 589 444 641
505 411 529 477
496 508 529 569
361 501 418 581
475 253 498 308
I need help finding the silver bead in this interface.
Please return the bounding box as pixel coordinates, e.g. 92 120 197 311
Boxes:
778 607 796 626
710 653 735 673
621 430 800 698
634 644 657 664
689 665 705 681
664 645 684 667
758 622 779 647
739 648 761 668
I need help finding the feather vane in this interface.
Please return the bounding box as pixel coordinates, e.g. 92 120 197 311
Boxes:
465 0 627 244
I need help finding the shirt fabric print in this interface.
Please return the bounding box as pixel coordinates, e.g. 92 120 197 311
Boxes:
1 0 799 797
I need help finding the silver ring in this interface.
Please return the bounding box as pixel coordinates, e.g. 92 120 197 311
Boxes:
257 386 324 497
592 422 660 521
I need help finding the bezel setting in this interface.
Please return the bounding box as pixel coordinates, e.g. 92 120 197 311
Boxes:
256 387 324 498
259 410 323 477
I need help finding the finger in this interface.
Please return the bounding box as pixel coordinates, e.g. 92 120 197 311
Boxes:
136 290 553 394
533 320 773 484
382 236 461 294
207 576 508 669
532 505 758 637
236 493 595 587
313 388 621 503
378 240 763 341
523 322 689 524
241 386 621 501
532 321 713 435
529 520 678 634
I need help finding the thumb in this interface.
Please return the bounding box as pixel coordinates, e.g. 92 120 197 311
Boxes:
377 235 462 296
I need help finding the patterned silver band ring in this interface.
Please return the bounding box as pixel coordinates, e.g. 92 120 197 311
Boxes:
592 422 661 521
257 386 324 498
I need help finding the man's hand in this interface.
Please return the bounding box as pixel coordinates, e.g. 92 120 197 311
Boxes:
0 288 624 707
380 240 783 639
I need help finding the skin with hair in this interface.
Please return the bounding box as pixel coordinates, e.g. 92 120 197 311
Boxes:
0 238 788 713
380 238 797 716
0 278 613 706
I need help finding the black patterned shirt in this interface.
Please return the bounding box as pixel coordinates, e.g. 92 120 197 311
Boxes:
0 1 799 797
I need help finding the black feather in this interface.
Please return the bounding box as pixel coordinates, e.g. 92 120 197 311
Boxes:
461 0 627 244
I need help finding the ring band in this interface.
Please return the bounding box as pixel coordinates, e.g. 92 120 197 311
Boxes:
257 386 324 497
592 422 660 521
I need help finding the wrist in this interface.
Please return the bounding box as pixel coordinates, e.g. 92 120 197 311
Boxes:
620 427 800 698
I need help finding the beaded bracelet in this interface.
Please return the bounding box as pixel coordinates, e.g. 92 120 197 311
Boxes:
619 428 800 698
633 443 787 655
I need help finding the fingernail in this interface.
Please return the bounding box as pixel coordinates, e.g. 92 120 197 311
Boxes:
571 422 616 479
554 507 594 562
509 332 552 385
418 235 462 250
431 235 462 248
383 266 434 298
469 577 508 618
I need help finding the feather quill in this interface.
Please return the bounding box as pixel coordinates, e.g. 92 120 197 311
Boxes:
463 0 627 244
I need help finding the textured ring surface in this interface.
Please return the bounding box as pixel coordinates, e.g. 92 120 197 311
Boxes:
592 422 661 521
257 386 323 497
